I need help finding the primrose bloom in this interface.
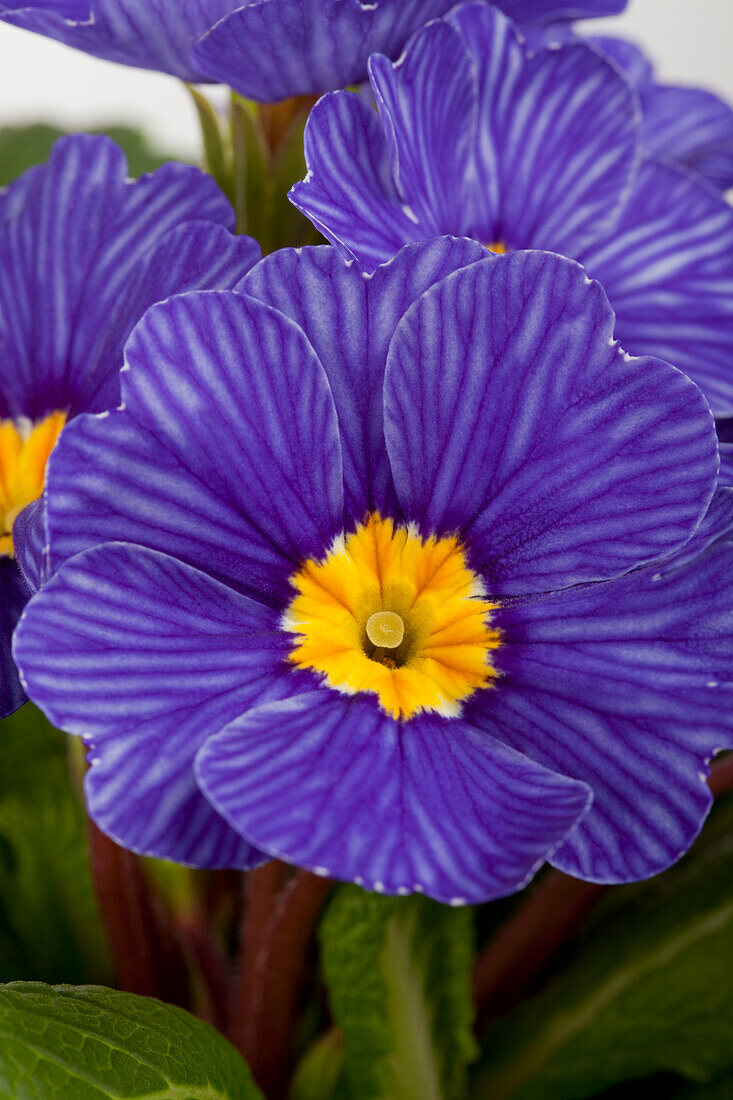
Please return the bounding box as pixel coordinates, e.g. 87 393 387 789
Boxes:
292 1 733 417
532 28 733 192
1 0 626 97
0 134 260 717
14 243 732 903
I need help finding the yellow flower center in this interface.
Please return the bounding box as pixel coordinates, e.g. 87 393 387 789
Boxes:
284 513 501 720
486 242 507 255
0 411 66 557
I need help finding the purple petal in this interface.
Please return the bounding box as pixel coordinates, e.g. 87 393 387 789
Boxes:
69 220 261 415
589 35 654 89
13 542 309 866
192 0 461 103
385 251 718 596
239 238 488 525
720 445 733 488
290 92 424 272
579 158 733 418
0 134 239 421
368 20 476 237
640 85 733 192
499 0 626 21
451 5 640 254
45 292 343 606
196 691 590 905
0 1 234 81
0 560 28 718
469 510 733 883
293 4 638 267
0 0 89 17
12 499 46 594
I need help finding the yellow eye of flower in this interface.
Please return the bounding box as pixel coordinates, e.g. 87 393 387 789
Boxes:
284 513 501 720
0 411 66 557
486 242 507 255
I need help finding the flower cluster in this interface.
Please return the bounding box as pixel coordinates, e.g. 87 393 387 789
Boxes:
1 0 732 908
0 0 628 93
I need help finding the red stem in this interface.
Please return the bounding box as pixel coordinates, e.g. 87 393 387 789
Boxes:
87 821 189 1007
709 752 733 798
230 866 332 1100
473 753 733 1028
473 872 606 1029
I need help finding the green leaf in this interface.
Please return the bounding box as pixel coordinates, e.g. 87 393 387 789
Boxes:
0 123 175 185
0 705 110 984
473 797 733 1100
321 887 478 1100
289 1028 346 1100
0 982 263 1098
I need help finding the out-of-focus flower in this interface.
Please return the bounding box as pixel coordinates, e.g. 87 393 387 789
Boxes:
530 24 733 191
15 244 731 901
0 0 627 97
0 133 260 717
291 1 733 416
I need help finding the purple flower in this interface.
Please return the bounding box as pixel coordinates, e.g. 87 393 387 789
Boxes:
1 0 627 96
0 133 260 717
531 25 733 192
14 242 730 903
291 1 733 416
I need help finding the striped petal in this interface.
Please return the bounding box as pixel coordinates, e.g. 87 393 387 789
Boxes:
12 498 45 594
195 691 590 905
500 0 626 20
45 292 343 607
0 135 240 421
293 3 638 269
0 0 89 18
579 158 733 417
718 420 733 488
191 0 459 102
0 1 234 81
13 543 307 866
0 561 28 718
589 35 654 87
450 4 640 254
238 237 488 525
720 446 733 488
368 20 476 237
640 85 733 192
290 92 424 272
385 252 718 596
68 221 261 417
469 504 733 883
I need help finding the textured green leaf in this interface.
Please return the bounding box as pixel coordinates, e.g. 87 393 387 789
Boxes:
0 123 174 185
0 705 109 984
321 888 478 1100
473 797 733 1100
0 983 263 1099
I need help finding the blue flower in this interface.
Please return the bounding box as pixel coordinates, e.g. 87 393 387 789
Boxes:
291 1 733 417
0 0 627 96
14 242 730 903
0 134 260 717
530 25 733 192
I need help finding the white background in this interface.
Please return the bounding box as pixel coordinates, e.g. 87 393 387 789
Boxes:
0 0 731 162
